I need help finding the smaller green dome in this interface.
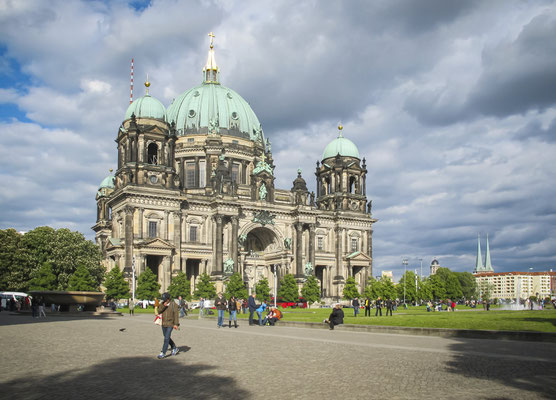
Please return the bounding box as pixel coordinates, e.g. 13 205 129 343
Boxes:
125 94 166 120
99 174 115 189
322 128 360 160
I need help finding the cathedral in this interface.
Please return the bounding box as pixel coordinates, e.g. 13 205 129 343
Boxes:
92 35 376 300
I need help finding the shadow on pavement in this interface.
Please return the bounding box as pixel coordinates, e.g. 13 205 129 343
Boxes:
446 339 556 399
0 355 251 400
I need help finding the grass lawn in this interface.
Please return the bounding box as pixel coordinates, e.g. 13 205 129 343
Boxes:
121 305 556 333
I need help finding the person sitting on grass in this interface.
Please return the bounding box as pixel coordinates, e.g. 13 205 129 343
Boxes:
324 303 344 330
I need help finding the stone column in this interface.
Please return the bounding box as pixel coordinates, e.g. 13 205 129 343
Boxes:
362 173 366 196
124 206 134 272
231 216 239 272
162 255 171 292
334 226 343 279
309 224 316 273
213 215 224 276
163 211 168 240
174 211 182 273
138 208 144 239
295 222 304 278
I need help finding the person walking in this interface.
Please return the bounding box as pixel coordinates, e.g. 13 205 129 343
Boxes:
215 293 227 328
385 298 393 316
199 297 205 318
178 296 185 318
38 300 46 318
156 292 180 359
375 297 383 316
352 297 360 317
364 297 371 317
129 298 135 316
228 295 239 328
248 293 257 326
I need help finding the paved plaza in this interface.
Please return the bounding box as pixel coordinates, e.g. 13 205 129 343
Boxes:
1 311 555 400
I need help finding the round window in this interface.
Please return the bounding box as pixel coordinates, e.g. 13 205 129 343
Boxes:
149 175 158 184
188 109 196 118
193 91 200 97
231 111 238 120
227 92 233 99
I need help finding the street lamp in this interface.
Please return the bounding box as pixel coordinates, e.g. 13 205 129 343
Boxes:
402 258 408 305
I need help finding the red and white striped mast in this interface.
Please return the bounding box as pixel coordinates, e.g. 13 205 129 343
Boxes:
129 58 134 104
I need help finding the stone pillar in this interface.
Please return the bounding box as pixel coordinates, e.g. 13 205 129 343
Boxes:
174 211 182 272
362 173 366 196
213 215 224 276
162 255 171 292
309 224 316 273
295 222 304 278
124 206 134 272
138 208 144 239
231 216 239 272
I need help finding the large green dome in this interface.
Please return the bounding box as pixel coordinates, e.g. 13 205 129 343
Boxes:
322 128 360 160
166 83 263 141
125 94 166 121
166 37 264 142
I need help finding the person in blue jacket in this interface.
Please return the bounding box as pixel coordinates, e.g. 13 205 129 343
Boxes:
256 301 267 326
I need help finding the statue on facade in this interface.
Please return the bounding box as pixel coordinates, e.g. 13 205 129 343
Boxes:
310 191 315 206
284 237 292 250
259 182 267 200
224 258 234 275
367 200 372 214
304 262 313 276
238 233 247 247
209 117 219 135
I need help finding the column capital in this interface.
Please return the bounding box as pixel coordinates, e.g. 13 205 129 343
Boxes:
124 206 134 215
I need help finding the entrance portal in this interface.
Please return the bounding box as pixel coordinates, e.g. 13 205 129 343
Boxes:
145 255 162 283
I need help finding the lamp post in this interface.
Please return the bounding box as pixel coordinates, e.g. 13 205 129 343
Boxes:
132 256 136 301
402 258 408 305
418 258 423 278
415 268 418 305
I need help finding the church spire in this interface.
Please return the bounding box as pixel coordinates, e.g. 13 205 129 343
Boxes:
484 234 493 272
474 233 483 273
203 32 219 84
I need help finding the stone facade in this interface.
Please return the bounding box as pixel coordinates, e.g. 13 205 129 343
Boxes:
92 45 376 301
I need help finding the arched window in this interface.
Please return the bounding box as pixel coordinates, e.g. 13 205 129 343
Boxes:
349 176 356 193
148 143 158 165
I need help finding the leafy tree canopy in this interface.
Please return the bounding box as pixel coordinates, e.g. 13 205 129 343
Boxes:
194 273 216 299
67 264 98 291
255 277 271 303
278 274 299 302
104 266 130 300
379 276 397 300
28 262 57 291
455 272 477 299
363 277 381 300
342 276 360 300
301 275 320 305
136 268 160 300
167 272 191 301
225 272 248 300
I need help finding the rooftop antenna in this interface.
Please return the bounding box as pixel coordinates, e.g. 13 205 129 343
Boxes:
130 58 134 104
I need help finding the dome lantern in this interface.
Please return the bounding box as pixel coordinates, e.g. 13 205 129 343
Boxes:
203 32 219 84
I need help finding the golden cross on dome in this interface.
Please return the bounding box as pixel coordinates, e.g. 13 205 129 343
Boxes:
208 32 215 48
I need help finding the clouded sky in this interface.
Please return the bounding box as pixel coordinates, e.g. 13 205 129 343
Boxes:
1 0 555 279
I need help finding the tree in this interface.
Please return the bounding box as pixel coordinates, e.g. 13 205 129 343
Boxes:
301 275 320 305
455 272 477 299
363 277 382 300
0 226 104 291
478 280 494 302
379 276 397 300
167 272 191 300
67 264 98 291
28 262 57 291
194 273 216 299
225 272 248 300
0 228 23 290
435 268 462 300
342 276 359 300
104 266 130 300
278 274 299 302
255 277 271 303
136 268 160 300
397 270 417 302
429 273 447 300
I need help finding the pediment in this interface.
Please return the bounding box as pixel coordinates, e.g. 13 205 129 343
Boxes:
137 237 175 250
345 251 372 262
105 237 123 250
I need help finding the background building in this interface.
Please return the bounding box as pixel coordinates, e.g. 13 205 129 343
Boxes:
92 36 376 300
474 271 556 300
